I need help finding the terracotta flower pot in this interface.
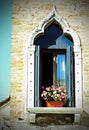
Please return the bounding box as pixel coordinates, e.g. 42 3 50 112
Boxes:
46 101 64 107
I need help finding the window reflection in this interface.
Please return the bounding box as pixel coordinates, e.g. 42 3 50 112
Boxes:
53 54 66 86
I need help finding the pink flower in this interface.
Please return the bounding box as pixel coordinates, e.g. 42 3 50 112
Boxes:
43 91 47 96
51 85 56 90
61 92 65 96
41 84 68 102
41 86 45 89
58 97 62 101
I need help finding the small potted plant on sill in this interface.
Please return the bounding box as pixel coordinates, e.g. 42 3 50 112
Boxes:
41 85 68 107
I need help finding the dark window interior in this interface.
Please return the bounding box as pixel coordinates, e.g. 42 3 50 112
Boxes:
42 52 53 87
34 23 63 48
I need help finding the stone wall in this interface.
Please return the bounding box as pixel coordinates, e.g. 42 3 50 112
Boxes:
11 0 89 122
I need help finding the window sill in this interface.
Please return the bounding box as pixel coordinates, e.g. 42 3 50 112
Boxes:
27 107 83 123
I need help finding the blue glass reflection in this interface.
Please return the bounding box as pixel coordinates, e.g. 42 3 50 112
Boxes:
57 55 65 80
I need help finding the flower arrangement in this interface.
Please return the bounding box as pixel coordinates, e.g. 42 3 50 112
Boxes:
41 85 68 104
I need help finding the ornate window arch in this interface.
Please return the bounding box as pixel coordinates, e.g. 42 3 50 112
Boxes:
27 6 82 109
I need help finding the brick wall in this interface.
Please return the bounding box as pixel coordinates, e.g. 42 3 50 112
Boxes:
11 0 89 122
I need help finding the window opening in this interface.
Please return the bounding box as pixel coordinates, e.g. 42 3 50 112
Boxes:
34 23 74 107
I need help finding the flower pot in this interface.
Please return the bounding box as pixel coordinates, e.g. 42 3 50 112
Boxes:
46 101 64 107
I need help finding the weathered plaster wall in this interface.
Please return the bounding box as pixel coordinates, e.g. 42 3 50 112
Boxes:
11 0 89 122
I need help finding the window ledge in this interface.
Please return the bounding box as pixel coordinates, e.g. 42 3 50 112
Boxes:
28 107 83 114
27 107 83 123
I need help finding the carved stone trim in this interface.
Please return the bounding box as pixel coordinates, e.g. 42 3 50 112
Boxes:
29 5 80 47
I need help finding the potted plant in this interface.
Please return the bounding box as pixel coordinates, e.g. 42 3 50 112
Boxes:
41 85 68 107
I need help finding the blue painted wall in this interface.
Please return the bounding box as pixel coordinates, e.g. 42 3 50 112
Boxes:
0 0 12 101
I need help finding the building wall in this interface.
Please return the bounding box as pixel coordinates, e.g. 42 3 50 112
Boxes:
11 0 89 122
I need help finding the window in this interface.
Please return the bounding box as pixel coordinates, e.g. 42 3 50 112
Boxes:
34 23 74 107
27 8 82 110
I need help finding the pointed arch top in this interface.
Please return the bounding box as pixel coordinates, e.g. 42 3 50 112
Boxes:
29 5 80 48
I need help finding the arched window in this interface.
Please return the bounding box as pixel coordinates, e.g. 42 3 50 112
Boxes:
27 6 82 109
34 23 74 107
